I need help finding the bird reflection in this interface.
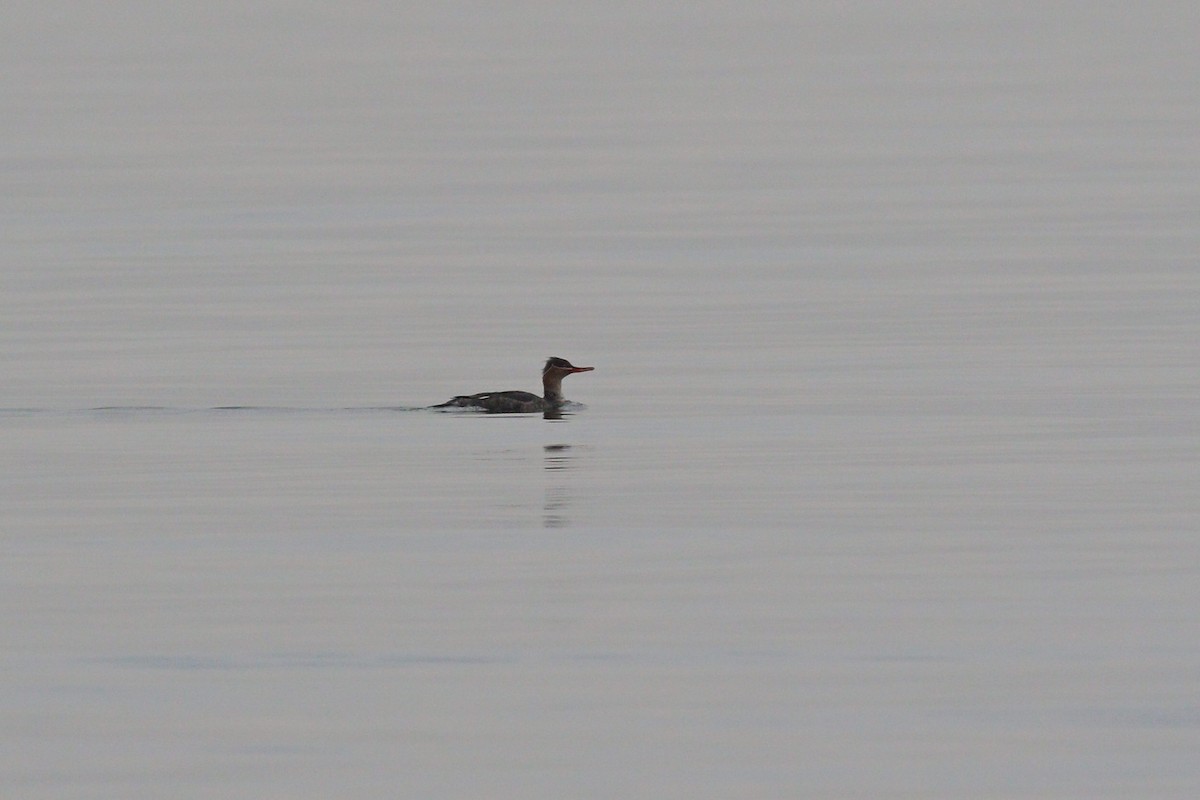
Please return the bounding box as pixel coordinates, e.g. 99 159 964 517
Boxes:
543 444 574 527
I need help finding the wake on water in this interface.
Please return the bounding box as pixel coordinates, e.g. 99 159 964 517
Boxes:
1 403 587 418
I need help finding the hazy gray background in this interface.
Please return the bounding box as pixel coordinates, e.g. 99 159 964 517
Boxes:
3 2 1198 798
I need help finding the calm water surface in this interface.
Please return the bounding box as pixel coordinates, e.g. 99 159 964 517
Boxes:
3 4 1198 798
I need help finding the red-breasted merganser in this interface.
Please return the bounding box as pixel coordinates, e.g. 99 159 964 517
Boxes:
432 357 594 413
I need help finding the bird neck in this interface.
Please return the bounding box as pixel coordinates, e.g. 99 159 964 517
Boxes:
542 372 565 404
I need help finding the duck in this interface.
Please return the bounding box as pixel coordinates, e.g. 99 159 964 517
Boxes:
432 357 594 413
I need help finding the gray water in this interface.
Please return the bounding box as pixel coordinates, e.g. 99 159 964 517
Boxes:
3 3 1199 798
